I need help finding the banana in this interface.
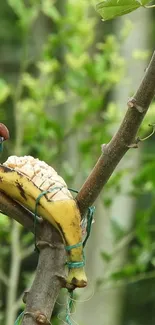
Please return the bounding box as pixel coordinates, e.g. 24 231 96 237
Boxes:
0 155 87 288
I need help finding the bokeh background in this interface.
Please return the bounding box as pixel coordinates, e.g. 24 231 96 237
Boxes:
0 1 155 325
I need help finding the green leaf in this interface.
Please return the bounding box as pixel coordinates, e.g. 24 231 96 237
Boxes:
96 0 150 21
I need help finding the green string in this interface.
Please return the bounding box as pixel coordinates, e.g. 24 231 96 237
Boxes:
14 311 24 325
34 186 65 251
33 186 95 253
68 188 79 194
66 259 85 269
66 291 74 325
65 242 85 269
64 204 95 325
83 206 95 248
65 241 83 251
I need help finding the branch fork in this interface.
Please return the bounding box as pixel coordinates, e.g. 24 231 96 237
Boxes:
1 50 155 324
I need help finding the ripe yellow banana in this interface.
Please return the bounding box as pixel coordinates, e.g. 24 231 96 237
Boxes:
0 156 87 288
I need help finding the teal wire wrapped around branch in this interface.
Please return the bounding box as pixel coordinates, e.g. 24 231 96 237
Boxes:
14 311 24 325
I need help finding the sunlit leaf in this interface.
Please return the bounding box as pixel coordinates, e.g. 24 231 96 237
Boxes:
96 0 150 21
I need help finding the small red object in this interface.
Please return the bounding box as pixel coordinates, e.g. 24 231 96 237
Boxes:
0 123 9 141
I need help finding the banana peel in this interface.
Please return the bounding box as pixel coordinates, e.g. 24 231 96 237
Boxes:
0 156 87 288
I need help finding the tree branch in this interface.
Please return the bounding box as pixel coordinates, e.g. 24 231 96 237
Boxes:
0 192 66 325
21 222 66 325
76 51 155 216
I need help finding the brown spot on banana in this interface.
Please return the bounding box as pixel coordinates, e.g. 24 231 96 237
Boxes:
71 277 87 288
0 165 14 173
67 268 87 288
15 181 27 200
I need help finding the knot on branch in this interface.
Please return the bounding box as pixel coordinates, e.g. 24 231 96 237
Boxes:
127 97 144 113
37 240 63 250
25 311 51 324
101 143 108 154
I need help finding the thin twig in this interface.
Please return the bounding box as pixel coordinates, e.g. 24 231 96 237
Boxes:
138 123 155 141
